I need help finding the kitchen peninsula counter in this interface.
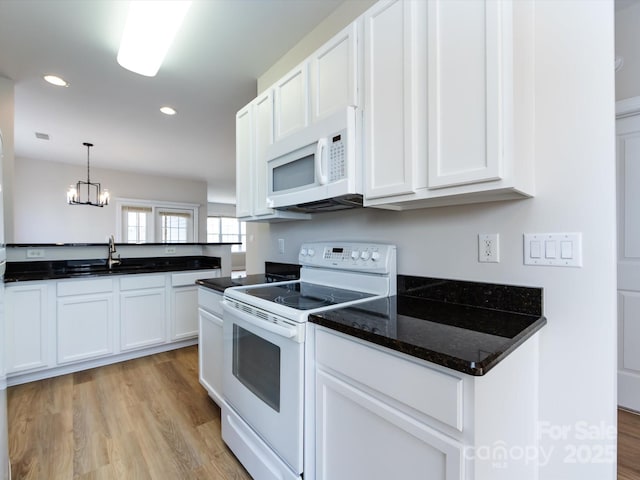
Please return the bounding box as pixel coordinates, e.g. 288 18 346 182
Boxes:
5 256 221 282
309 275 546 376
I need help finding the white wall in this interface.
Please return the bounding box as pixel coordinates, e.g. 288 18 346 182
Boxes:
14 157 208 244
252 1 617 479
615 1 640 100
0 76 15 244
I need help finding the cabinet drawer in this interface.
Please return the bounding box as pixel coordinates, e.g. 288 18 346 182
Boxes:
120 274 166 291
198 287 223 317
57 278 113 296
315 328 463 431
172 270 219 287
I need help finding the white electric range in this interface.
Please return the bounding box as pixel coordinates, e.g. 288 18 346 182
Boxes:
221 241 397 480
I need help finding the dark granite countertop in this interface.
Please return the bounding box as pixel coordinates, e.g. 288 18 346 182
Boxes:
196 261 301 293
309 276 546 376
5 256 221 282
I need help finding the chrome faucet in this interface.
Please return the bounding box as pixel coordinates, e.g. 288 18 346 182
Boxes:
108 235 121 269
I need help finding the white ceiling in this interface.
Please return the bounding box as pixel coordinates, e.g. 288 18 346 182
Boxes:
0 0 343 204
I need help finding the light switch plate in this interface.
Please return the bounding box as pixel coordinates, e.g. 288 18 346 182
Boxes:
524 233 582 267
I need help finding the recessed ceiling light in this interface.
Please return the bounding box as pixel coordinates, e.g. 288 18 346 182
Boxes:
43 75 69 87
160 106 177 116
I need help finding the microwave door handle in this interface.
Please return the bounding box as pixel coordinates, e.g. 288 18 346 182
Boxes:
315 137 329 185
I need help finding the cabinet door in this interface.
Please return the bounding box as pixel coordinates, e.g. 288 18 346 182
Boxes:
236 104 254 218
253 90 275 216
172 286 198 340
198 307 224 405
315 369 463 480
310 21 359 123
274 62 309 141
363 0 417 199
5 284 49 373
57 293 113 364
426 0 507 188
120 288 166 350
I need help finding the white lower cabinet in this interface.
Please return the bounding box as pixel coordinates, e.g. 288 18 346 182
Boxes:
57 278 114 364
120 274 167 351
5 283 50 373
197 287 224 405
172 270 220 341
315 369 462 480
5 268 221 385
308 325 540 480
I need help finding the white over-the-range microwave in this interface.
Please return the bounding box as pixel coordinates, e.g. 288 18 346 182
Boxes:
266 106 362 213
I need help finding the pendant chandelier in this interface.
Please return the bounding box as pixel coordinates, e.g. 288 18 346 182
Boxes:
66 142 109 207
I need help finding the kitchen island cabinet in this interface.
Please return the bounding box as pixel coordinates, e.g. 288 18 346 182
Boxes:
4 267 220 386
120 274 167 351
4 283 50 374
57 278 114 364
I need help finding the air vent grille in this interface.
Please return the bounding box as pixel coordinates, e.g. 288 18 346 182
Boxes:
226 298 289 325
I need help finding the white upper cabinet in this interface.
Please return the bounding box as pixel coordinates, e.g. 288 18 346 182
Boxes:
309 21 360 123
364 0 534 209
274 64 309 141
426 0 503 188
253 91 276 216
236 92 310 222
235 105 253 219
363 0 418 199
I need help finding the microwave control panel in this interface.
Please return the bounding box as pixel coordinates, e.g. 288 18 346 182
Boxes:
328 132 346 182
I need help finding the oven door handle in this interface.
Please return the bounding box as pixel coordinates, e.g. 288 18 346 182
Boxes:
223 302 298 339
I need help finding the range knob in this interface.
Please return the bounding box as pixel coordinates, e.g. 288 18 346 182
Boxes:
300 248 308 256
351 250 359 260
371 251 381 262
360 251 370 261
308 248 315 257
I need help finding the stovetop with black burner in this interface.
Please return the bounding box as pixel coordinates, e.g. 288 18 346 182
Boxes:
242 281 376 310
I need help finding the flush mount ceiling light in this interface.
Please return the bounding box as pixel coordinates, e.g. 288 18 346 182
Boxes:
43 75 69 87
117 0 192 77
160 106 177 115
67 142 109 207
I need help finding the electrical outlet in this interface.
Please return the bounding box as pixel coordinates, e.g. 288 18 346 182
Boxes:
278 238 285 255
478 234 500 263
165 246 177 254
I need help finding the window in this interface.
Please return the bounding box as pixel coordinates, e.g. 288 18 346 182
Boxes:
208 217 246 252
116 199 199 243
158 210 191 243
123 206 152 244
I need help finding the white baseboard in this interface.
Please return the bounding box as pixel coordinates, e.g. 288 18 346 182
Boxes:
7 338 198 387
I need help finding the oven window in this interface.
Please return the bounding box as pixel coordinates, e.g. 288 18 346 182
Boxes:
232 324 281 412
273 154 315 192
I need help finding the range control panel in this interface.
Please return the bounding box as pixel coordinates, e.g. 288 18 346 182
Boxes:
298 242 396 274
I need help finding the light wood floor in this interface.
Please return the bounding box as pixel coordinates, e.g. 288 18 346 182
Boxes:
619 408 640 480
7 346 640 479
7 346 251 479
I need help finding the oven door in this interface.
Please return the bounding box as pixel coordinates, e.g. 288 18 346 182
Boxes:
222 300 304 473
